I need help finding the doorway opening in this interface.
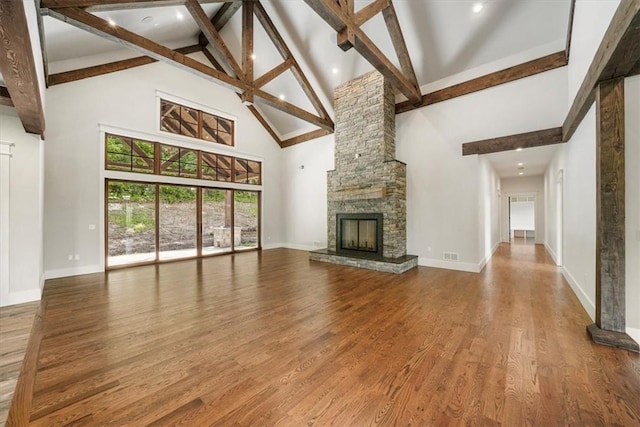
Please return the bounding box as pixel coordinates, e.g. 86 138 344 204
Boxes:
509 195 535 244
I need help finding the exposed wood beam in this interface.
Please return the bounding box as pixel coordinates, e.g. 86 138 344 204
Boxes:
0 86 13 107
0 0 46 136
304 0 421 104
281 128 332 148
253 1 332 122
587 77 639 353
241 0 254 105
198 2 242 46
48 7 332 131
254 59 293 88
354 0 389 26
48 45 201 85
461 127 563 156
562 0 640 142
397 51 567 114
338 0 354 16
185 0 243 79
247 105 283 146
41 0 232 11
382 1 419 93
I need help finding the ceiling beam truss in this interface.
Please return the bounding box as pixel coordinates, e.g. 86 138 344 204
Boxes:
46 5 333 133
304 0 421 104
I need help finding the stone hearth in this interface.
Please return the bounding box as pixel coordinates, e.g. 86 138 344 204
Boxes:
310 71 417 274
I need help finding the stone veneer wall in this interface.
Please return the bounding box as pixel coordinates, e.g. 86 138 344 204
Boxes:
327 70 407 259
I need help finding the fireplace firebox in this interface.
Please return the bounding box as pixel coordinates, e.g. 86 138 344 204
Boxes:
336 213 383 257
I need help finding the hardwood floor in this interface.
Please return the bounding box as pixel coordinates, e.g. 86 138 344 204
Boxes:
0 301 39 425
6 244 640 425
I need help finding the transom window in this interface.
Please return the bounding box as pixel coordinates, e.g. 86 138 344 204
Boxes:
105 133 261 185
160 99 234 146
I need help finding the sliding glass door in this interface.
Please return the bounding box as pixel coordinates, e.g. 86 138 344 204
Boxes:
159 185 197 261
106 181 156 267
106 180 260 268
202 188 233 255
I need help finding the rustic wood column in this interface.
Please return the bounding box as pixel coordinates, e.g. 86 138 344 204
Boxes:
587 77 639 352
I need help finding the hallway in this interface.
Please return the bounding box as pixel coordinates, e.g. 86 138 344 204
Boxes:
5 245 640 425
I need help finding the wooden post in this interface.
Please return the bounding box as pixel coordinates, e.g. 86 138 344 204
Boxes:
587 77 639 352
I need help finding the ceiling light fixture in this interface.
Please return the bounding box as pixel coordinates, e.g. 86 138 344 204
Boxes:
517 162 523 166
519 172 524 175
516 148 523 152
472 3 483 13
251 53 256 60
142 16 153 24
332 67 339 74
108 18 116 26
176 11 184 20
279 94 286 100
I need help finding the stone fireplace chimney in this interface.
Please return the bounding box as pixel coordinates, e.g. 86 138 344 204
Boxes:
310 71 417 274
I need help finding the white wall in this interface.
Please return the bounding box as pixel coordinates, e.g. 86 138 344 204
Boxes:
280 134 334 250
544 148 565 264
624 75 640 340
0 1 47 306
544 0 640 341
478 156 501 269
43 55 284 277
0 110 44 306
501 175 545 244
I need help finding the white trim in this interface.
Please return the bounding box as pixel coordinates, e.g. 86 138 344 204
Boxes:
418 257 481 273
156 90 237 122
544 242 559 265
262 243 286 250
44 264 103 280
561 266 595 321
0 289 42 307
280 243 317 251
626 327 640 346
99 123 263 162
478 242 500 272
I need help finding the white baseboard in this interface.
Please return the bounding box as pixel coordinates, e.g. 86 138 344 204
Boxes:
262 243 285 250
418 257 480 273
544 242 559 265
562 266 595 321
276 243 318 251
44 264 103 280
478 242 500 272
626 327 640 345
0 288 42 307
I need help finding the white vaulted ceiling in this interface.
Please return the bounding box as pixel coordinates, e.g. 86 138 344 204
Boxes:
41 0 572 142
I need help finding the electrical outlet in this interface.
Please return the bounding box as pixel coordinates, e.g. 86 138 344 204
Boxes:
74 254 80 261
88 224 96 230
313 240 321 247
68 254 73 261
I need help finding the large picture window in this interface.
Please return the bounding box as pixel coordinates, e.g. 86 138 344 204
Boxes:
160 99 234 146
106 179 260 268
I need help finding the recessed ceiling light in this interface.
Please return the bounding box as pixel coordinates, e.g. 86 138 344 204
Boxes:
251 53 256 60
176 11 184 20
332 67 339 74
108 18 116 26
519 172 524 175
279 94 286 100
516 148 523 152
517 162 523 166
473 3 483 13
142 16 153 24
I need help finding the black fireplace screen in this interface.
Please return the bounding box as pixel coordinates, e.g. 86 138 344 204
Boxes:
337 213 383 256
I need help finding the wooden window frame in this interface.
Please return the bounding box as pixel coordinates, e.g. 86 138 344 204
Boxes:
160 99 235 147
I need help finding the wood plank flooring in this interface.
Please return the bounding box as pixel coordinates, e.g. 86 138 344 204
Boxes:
0 301 39 425
6 244 640 426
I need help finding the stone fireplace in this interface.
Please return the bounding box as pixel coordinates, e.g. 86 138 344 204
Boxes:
310 71 417 274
